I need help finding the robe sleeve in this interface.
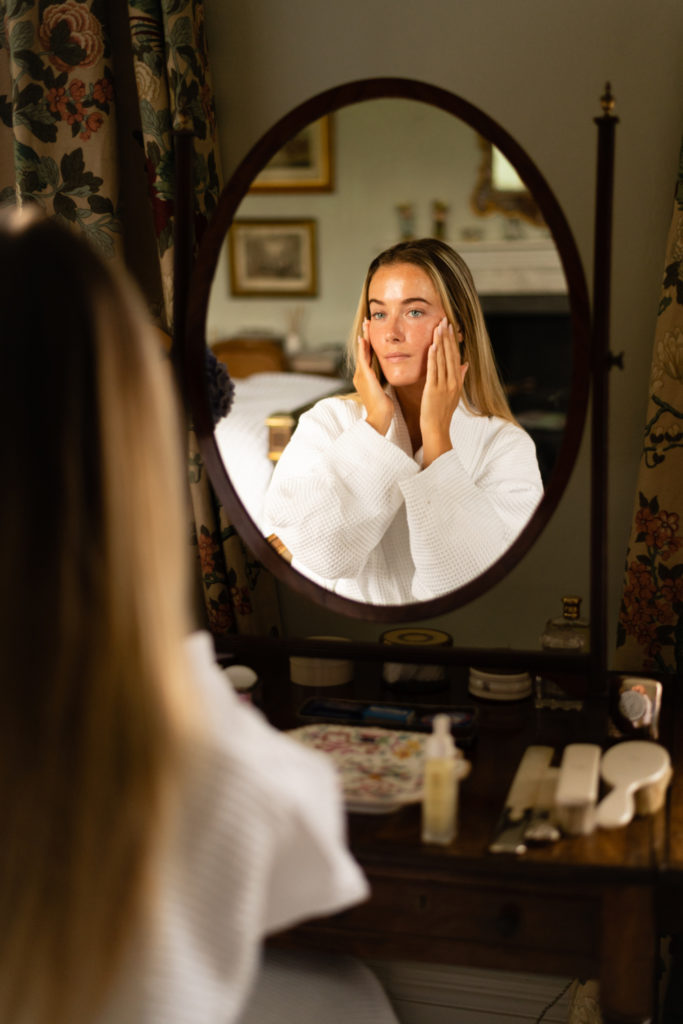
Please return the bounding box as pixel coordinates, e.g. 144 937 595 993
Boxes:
96 632 369 1024
400 421 543 599
264 399 419 579
184 632 370 937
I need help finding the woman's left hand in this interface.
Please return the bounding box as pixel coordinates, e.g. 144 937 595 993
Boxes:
420 317 468 468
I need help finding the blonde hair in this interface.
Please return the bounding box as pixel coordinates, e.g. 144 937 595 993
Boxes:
0 216 192 1023
346 237 515 422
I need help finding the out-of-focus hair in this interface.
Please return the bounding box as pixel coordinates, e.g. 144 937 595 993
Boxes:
346 237 514 422
0 211 192 1024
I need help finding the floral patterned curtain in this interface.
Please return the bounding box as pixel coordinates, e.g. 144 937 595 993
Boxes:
0 0 281 639
0 1 122 251
615 136 683 673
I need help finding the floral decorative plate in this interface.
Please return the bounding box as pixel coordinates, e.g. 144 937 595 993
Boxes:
288 723 427 813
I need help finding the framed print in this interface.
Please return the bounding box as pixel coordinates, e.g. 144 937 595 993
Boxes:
229 219 318 297
471 136 545 226
249 116 333 192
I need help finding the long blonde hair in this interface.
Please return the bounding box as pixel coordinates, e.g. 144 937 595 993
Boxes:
0 214 192 1023
346 237 515 422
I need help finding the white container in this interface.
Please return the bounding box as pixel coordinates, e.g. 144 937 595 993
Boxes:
222 664 259 702
596 740 672 828
289 636 354 686
468 666 533 701
554 743 602 835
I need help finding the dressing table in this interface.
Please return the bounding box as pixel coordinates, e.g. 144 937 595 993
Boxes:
178 79 683 1023
216 648 669 1024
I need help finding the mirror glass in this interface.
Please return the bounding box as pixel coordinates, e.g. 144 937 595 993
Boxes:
187 80 590 623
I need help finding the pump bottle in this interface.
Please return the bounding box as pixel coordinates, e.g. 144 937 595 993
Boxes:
421 714 466 845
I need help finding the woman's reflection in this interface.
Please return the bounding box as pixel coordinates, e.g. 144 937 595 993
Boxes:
264 238 543 604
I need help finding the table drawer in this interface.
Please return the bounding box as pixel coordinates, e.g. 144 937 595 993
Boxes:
285 874 600 976
361 876 595 951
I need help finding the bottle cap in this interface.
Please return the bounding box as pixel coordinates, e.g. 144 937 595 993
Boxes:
561 595 582 620
426 713 456 759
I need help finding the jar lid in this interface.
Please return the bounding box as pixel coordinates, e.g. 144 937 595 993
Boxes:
469 666 531 686
380 628 452 647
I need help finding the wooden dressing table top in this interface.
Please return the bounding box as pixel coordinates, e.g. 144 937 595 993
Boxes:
254 661 681 1024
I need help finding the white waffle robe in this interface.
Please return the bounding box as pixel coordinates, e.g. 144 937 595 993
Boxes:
95 632 378 1024
264 388 543 604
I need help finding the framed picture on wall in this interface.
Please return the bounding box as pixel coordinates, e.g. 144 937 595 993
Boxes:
471 136 545 227
249 116 333 192
229 219 318 297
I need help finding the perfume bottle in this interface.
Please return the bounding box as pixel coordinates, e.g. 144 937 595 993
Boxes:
540 596 590 652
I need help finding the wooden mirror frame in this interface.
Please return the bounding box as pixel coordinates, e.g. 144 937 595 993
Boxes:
183 77 593 672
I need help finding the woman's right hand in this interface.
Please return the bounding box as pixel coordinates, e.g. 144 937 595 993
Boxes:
353 319 393 436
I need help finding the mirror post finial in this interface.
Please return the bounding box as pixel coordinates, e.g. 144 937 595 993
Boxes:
600 82 616 117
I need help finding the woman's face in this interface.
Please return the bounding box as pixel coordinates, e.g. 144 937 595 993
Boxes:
366 262 447 390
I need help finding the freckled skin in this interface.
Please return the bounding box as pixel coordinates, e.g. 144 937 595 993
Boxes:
368 263 446 393
353 263 468 466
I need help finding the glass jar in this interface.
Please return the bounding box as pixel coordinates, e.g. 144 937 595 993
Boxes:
540 595 590 651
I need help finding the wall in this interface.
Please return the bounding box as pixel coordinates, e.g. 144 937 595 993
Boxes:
201 0 683 660
206 99 552 346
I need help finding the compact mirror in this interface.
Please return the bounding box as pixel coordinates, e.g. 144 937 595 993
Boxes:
185 78 590 623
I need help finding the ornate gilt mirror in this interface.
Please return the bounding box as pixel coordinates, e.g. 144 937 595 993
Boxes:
471 136 545 229
185 78 591 652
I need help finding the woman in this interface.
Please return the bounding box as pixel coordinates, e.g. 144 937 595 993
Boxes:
265 237 544 605
0 213 383 1024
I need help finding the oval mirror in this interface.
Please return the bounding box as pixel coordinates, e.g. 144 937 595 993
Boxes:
185 78 590 624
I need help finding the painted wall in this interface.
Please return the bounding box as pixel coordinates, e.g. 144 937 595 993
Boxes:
206 99 552 347
201 0 683 659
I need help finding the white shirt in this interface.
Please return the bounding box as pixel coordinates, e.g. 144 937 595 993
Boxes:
264 388 543 604
96 632 369 1024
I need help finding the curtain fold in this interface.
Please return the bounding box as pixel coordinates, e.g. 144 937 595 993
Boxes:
0 1 123 254
189 428 283 638
126 0 218 322
615 136 683 673
0 0 281 639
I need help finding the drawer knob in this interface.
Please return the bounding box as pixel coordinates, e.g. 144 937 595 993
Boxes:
495 903 521 937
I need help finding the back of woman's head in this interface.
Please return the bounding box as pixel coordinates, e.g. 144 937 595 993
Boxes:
347 237 514 422
1 210 190 710
0 211 190 1023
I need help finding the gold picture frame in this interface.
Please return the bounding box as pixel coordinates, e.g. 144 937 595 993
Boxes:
249 116 333 192
228 219 318 297
471 137 545 227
